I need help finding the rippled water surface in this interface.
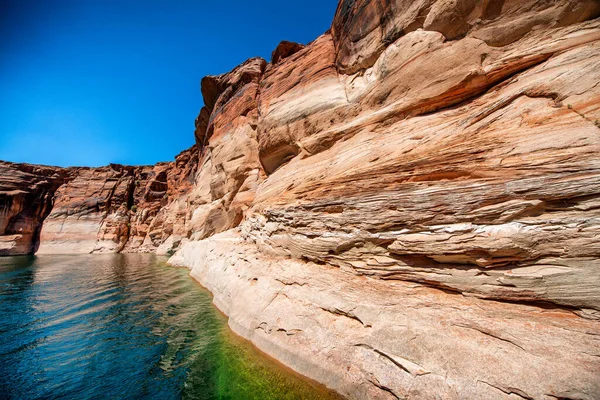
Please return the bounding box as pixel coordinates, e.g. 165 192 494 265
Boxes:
0 254 340 400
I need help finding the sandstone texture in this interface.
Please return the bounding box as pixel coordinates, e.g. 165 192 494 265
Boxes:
2 0 600 398
0 162 66 255
1 147 197 256
37 147 198 255
171 230 600 400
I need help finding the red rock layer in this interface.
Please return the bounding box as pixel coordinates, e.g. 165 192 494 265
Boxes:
0 162 67 255
0 145 196 255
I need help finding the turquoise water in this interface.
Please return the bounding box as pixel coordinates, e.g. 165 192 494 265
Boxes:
0 254 340 400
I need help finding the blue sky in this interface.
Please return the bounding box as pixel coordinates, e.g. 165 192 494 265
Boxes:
0 1 337 167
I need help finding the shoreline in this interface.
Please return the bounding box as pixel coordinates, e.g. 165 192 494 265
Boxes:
166 257 345 399
169 230 600 400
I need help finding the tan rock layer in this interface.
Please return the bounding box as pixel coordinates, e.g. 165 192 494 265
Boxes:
245 17 600 315
171 231 600 400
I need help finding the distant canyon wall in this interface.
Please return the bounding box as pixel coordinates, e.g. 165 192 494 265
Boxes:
0 146 197 255
0 163 66 255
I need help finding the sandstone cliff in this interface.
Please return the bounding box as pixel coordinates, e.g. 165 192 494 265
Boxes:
1 147 197 256
0 162 66 255
2 0 600 398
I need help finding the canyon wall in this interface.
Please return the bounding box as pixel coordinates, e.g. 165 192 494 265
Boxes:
0 162 66 255
175 0 600 398
2 0 600 398
0 147 197 256
37 146 198 255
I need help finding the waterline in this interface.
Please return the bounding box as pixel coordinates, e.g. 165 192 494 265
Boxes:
0 254 340 399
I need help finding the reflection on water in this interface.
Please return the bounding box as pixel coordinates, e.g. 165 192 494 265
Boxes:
0 254 340 400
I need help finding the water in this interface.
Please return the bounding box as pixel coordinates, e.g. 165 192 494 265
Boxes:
0 254 340 400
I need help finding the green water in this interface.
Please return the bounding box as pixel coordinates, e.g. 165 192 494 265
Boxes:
0 254 341 400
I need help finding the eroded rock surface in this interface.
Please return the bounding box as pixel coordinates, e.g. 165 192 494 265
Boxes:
171 231 600 400
176 1 600 397
331 0 600 74
0 146 197 256
0 162 66 255
249 24 600 314
37 164 137 254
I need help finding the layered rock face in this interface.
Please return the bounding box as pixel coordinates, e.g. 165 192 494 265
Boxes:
124 146 198 254
175 0 600 398
0 162 66 255
37 164 137 254
252 24 600 315
36 147 198 255
188 57 266 240
2 0 600 398
0 147 197 256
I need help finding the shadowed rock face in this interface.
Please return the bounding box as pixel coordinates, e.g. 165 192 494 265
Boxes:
123 146 198 254
271 40 305 65
2 0 600 397
0 162 67 255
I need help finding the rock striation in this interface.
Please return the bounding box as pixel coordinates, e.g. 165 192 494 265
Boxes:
2 0 600 398
171 230 600 399
1 147 197 256
0 162 67 255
